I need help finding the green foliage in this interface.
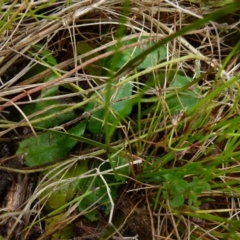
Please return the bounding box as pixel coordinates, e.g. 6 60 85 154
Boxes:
76 156 130 222
189 0 234 7
167 73 199 112
23 97 77 129
102 37 166 72
22 44 77 128
85 37 166 135
163 175 211 208
18 44 86 167
23 43 58 80
40 161 88 210
44 214 74 239
17 121 86 166
110 155 130 181
17 41 135 223
17 42 134 224
148 72 199 113
141 163 212 209
76 42 101 77
85 81 133 134
78 161 119 222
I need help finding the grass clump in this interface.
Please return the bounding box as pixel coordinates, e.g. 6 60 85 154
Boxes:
0 0 240 239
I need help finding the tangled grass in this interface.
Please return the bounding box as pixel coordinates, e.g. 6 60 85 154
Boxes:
1 0 240 239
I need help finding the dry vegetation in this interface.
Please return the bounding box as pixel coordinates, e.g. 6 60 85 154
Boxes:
1 0 240 239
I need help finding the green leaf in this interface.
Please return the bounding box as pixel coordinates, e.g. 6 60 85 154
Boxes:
188 191 198 206
189 177 211 194
23 98 77 128
167 74 198 112
23 72 75 128
78 161 118 221
103 37 166 72
163 173 180 182
17 121 86 166
44 214 74 239
22 44 57 81
21 44 76 128
76 42 101 77
170 180 187 194
85 81 133 134
40 161 88 211
39 73 59 98
170 194 184 208
110 155 130 181
31 43 57 66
